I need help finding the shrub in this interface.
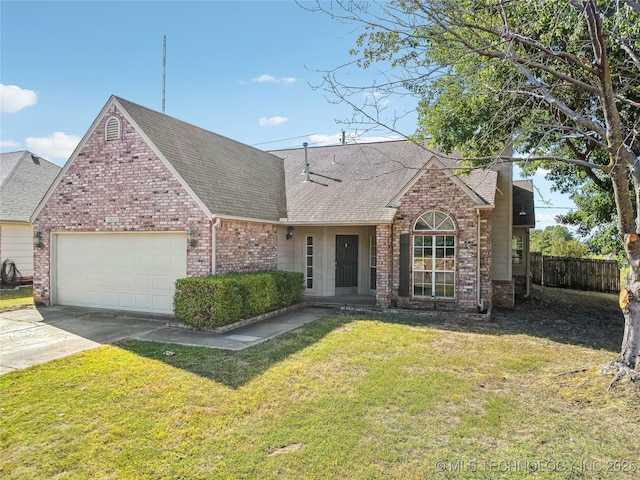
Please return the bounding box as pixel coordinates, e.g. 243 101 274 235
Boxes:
174 271 304 328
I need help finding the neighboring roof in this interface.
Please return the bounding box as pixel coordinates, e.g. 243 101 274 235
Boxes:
112 97 287 222
513 180 536 227
270 141 499 224
1 151 61 222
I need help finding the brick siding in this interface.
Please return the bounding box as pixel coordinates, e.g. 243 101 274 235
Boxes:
377 166 493 312
215 220 278 274
493 279 515 308
32 105 211 305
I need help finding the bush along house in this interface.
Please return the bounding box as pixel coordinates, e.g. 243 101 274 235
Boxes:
32 96 534 315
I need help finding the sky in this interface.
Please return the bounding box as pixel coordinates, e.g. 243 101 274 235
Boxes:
0 0 575 230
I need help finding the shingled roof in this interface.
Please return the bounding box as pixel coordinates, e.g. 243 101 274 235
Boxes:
113 96 287 222
270 141 499 224
1 151 61 222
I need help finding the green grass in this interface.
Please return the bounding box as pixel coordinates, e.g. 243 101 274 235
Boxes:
0 285 33 311
1 311 639 479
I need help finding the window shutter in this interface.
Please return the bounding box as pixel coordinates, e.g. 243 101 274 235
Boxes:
399 233 409 297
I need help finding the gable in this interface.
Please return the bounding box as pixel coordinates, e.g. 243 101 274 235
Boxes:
395 163 488 216
33 96 287 224
388 156 495 209
33 111 208 231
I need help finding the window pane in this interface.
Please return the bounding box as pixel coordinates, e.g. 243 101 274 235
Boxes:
446 236 455 246
414 235 424 246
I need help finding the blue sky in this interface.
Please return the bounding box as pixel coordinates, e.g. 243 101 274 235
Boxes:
0 0 574 229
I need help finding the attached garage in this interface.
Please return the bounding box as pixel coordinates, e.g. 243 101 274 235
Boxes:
53 233 187 314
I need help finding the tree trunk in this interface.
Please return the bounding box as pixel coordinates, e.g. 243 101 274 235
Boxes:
582 0 639 384
603 243 640 386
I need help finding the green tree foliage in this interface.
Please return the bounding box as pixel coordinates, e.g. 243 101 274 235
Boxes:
314 0 640 377
530 226 591 258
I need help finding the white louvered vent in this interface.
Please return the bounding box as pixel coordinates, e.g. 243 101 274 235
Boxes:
105 116 121 141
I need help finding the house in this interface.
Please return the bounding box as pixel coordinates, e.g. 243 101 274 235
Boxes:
31 96 534 314
1 151 61 283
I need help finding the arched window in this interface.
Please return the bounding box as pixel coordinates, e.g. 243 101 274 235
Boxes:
105 116 121 141
413 211 456 299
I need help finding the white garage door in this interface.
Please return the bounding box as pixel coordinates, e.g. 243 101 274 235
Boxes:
55 233 187 314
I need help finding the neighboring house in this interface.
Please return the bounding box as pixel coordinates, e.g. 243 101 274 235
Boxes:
31 96 534 315
1 151 61 282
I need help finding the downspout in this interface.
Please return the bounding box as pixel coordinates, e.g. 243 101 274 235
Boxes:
476 209 485 313
525 229 531 298
211 217 221 274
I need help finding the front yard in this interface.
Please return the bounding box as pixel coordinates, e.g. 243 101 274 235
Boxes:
1 285 639 479
0 285 33 312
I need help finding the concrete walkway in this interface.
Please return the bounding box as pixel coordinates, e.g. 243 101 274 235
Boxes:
0 305 335 375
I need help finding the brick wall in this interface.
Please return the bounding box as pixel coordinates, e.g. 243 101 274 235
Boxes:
382 166 493 312
215 220 278 274
375 224 392 306
32 104 211 305
493 280 515 308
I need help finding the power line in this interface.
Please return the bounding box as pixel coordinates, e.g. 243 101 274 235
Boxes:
251 134 316 147
535 206 575 209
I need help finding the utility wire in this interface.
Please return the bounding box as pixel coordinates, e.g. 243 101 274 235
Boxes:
251 134 316 147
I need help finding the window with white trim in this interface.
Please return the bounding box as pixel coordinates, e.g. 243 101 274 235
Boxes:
512 235 524 264
105 116 121 141
369 235 377 290
305 236 314 289
413 211 456 299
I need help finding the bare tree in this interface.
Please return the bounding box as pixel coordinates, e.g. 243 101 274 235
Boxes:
311 0 639 386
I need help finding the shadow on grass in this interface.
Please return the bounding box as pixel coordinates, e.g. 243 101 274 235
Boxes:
118 284 623 388
117 314 353 388
369 284 623 354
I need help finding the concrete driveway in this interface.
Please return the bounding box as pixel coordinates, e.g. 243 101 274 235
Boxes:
0 305 335 375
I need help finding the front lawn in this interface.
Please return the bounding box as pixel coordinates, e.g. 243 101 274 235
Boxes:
1 286 639 479
0 285 33 312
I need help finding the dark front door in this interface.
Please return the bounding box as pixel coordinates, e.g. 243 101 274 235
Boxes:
335 235 358 289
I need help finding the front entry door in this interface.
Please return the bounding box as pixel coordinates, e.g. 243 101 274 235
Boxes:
335 235 358 292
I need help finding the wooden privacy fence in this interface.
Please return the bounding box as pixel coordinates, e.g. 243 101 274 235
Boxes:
530 252 620 293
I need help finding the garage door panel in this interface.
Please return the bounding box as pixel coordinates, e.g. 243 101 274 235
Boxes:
56 233 187 314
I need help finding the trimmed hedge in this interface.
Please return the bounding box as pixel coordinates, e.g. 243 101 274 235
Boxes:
173 271 304 328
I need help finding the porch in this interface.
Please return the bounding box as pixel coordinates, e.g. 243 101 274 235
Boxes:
301 294 377 308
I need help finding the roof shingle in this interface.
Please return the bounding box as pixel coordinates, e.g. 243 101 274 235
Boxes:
1 151 61 222
270 141 499 224
115 97 287 222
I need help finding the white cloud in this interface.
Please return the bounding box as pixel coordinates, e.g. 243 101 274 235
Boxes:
259 116 288 127
252 74 297 85
0 84 38 113
535 212 558 230
363 91 390 107
25 132 80 161
0 139 21 149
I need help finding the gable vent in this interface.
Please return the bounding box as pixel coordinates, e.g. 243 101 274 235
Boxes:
105 116 121 141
